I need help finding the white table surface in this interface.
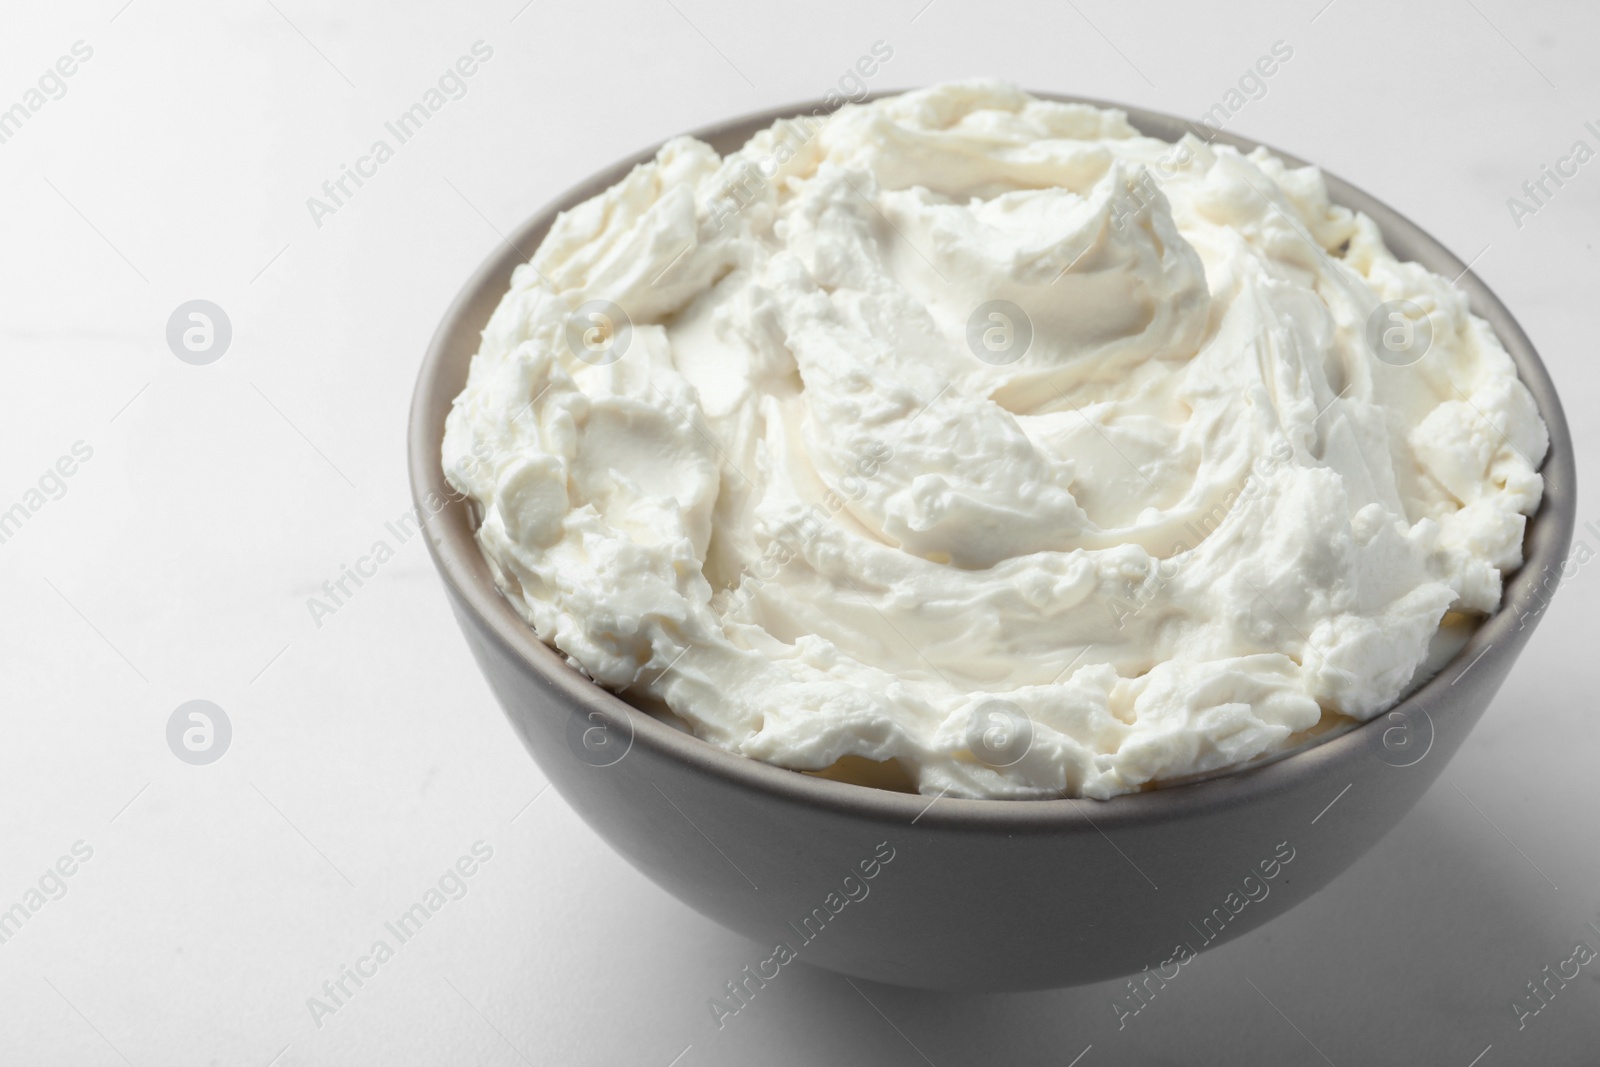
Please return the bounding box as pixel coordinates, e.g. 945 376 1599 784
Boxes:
3 0 1597 1063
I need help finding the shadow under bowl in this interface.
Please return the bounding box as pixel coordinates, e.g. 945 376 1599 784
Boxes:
407 91 1576 992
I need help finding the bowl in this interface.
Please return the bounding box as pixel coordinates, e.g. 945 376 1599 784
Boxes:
407 91 1576 991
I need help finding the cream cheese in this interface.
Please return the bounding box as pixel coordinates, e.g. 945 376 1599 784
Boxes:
443 81 1548 799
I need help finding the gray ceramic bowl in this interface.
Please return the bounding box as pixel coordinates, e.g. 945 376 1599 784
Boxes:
408 92 1575 992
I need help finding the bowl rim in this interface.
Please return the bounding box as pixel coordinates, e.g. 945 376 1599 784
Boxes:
408 89 1577 830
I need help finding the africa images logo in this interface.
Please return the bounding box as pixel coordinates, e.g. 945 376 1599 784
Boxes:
707 841 896 1029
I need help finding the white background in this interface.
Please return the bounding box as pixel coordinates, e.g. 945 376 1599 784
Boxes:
2 0 1597 1064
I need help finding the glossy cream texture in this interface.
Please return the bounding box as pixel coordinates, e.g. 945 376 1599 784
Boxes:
443 82 1548 799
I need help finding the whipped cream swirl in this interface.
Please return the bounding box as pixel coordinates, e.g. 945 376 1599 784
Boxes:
443 82 1547 799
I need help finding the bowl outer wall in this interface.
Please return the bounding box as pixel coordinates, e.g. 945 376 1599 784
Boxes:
408 92 1577 992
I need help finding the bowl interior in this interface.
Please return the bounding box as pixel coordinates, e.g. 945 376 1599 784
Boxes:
409 91 1577 828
